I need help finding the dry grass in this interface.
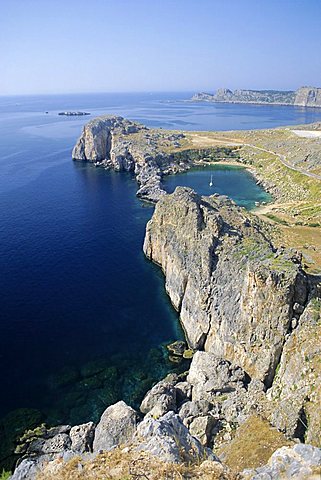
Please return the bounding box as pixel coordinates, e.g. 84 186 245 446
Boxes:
218 415 292 473
36 448 236 480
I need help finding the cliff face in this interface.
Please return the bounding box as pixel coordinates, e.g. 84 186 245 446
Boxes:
268 292 321 444
294 86 321 107
192 86 321 107
143 187 308 386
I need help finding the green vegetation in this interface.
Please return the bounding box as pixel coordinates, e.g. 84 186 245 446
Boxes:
170 146 241 163
264 214 288 225
0 471 11 480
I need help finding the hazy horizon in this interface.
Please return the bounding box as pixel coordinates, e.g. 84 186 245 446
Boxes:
1 0 321 96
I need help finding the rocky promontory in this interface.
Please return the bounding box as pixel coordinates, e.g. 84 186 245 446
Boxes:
144 187 309 386
72 115 189 202
72 115 240 202
144 187 321 442
192 86 321 107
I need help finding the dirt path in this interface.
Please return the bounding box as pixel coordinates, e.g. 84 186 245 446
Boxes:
244 143 321 181
188 132 321 181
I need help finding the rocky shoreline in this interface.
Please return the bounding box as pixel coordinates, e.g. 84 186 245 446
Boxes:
8 116 321 479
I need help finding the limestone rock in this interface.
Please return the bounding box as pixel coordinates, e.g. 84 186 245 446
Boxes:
187 351 248 402
294 86 321 107
70 422 95 453
140 379 177 415
175 381 192 405
188 415 217 446
40 434 71 454
72 115 130 162
135 411 217 464
93 401 139 452
268 295 321 444
9 459 39 480
144 187 308 385
241 444 321 479
178 400 212 424
72 116 188 203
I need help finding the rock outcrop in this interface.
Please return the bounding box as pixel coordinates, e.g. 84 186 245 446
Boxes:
10 399 218 479
93 401 139 453
241 444 321 479
294 86 321 107
135 411 216 464
192 86 321 107
144 187 308 385
268 292 321 444
10 422 95 480
72 115 190 202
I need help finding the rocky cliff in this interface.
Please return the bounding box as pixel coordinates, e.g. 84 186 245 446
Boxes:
72 115 190 202
192 86 321 107
294 86 321 107
144 187 309 386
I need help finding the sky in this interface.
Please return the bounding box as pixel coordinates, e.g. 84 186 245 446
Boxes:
1 0 321 95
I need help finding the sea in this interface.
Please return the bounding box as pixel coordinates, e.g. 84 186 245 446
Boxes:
1 92 321 459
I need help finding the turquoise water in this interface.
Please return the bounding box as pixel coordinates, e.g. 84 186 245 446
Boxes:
0 92 319 467
164 165 272 210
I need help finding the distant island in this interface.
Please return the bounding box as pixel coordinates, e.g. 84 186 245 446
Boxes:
192 86 321 107
58 111 90 116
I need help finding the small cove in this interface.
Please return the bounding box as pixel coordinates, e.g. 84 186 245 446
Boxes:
163 164 272 210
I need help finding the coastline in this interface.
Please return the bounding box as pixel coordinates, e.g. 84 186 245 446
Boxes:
5 113 321 479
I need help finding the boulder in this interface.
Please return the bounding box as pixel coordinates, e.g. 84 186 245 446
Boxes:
188 415 217 447
178 400 212 424
140 380 177 415
93 401 139 452
135 411 217 464
187 351 247 402
70 422 95 453
241 444 321 479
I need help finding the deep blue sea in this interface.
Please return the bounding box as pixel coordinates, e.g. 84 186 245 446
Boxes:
1 92 321 444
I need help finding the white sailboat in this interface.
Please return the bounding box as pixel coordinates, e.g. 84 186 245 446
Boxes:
209 174 213 187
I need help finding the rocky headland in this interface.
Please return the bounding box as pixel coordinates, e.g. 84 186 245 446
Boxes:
72 115 185 202
7 116 321 479
192 86 321 107
72 115 239 202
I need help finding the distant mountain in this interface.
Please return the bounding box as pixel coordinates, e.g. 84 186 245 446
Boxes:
192 86 321 107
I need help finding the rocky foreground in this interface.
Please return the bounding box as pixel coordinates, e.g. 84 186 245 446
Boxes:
10 184 321 479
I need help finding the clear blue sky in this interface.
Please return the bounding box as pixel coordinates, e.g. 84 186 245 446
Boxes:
1 0 321 95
